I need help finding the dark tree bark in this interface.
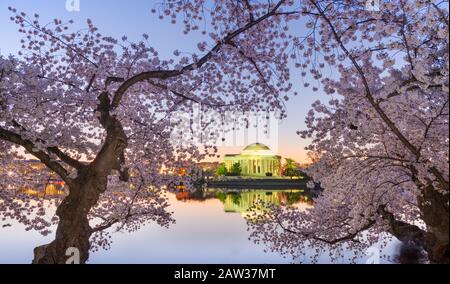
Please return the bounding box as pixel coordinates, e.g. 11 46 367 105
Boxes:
379 183 449 264
32 170 107 264
418 186 449 264
33 92 128 264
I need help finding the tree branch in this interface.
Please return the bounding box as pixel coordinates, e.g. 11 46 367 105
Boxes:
275 213 375 245
0 126 70 183
377 205 426 244
310 0 448 190
110 0 287 109
10 119 85 170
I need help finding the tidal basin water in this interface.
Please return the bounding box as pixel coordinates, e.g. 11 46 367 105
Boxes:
0 188 400 264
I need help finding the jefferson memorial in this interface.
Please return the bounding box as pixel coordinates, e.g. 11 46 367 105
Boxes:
224 143 281 176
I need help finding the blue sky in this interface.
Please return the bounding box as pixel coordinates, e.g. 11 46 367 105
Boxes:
0 0 330 162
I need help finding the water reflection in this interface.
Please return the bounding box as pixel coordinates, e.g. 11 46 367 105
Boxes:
175 188 316 214
0 184 399 263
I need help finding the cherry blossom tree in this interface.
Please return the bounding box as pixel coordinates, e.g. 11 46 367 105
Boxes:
248 0 448 264
0 1 296 263
1 0 447 265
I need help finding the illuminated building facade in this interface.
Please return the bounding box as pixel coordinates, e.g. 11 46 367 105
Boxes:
224 143 281 176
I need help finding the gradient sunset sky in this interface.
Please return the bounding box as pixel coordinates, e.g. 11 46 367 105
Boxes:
0 0 331 163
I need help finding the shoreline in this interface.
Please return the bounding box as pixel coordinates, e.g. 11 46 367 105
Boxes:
204 178 320 190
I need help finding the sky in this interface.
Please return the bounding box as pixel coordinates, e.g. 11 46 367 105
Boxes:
0 0 331 163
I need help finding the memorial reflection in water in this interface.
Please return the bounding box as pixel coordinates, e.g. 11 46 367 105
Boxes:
175 188 315 215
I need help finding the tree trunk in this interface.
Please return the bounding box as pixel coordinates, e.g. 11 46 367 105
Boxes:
31 92 127 264
378 182 449 264
418 186 449 264
32 170 107 264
